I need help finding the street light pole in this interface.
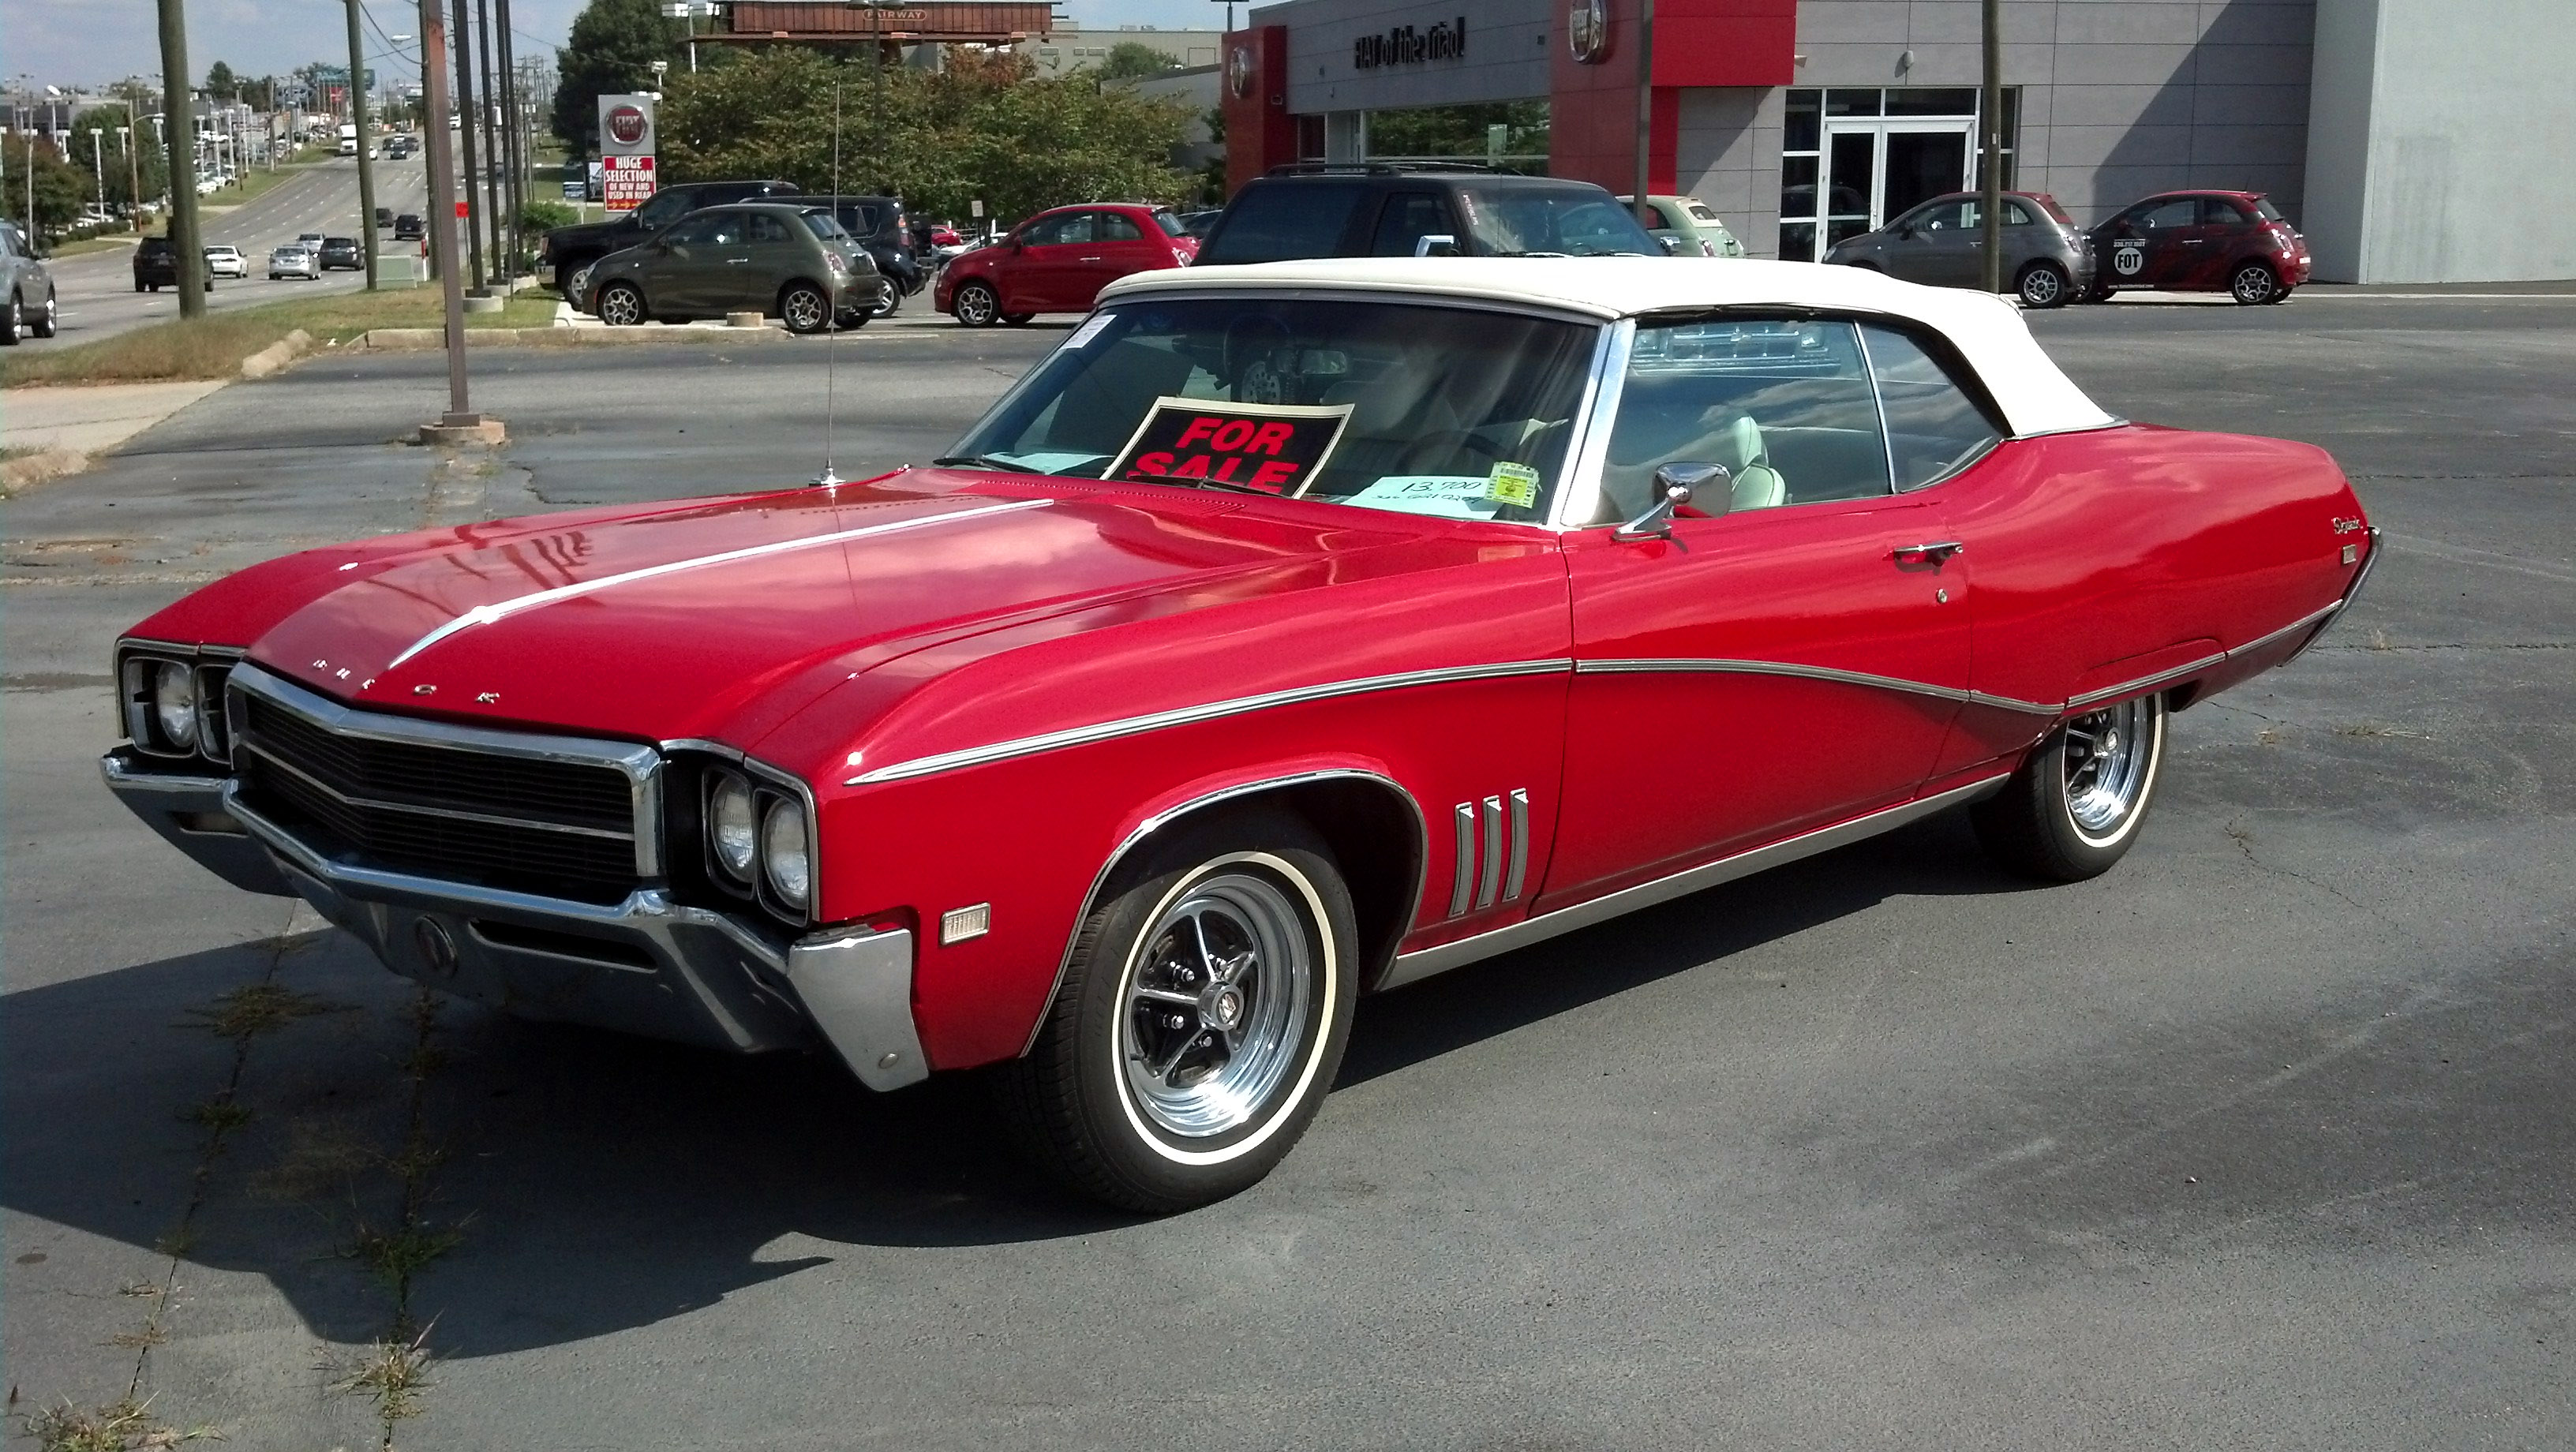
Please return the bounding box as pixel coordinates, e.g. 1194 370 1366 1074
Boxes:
155 0 205 315
1979 0 2003 294
477 0 505 283
1632 0 1654 229
451 0 485 291
347 0 382 290
89 128 105 215
417 0 479 430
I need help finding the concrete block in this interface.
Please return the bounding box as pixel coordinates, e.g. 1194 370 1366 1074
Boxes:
418 416 507 447
726 311 765 328
460 294 505 314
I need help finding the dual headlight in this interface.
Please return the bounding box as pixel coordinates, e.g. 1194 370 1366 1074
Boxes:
703 767 811 915
119 647 234 762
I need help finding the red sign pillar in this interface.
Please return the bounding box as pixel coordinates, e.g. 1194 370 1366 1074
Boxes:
1549 0 1795 196
1222 26 1295 197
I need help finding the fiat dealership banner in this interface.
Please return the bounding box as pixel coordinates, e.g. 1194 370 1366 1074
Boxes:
597 94 656 213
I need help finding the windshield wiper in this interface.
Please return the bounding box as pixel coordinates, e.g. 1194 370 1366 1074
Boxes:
931 455 1020 471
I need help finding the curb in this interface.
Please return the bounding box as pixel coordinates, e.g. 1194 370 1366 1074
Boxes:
240 327 316 379
354 324 801 350
0 446 90 496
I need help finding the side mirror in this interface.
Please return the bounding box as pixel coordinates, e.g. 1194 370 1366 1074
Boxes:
1412 234 1458 258
1896 224 1916 241
1657 234 1684 256
1615 461 1732 541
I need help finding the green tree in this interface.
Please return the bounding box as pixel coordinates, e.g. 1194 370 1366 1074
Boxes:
205 60 238 102
7 137 96 232
68 105 167 212
552 0 679 157
1095 42 1181 83
657 47 1193 227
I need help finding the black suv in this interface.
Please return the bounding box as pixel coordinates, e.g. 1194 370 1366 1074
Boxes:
806 195 923 315
133 236 212 293
318 236 364 271
1194 165 1661 265
539 178 800 298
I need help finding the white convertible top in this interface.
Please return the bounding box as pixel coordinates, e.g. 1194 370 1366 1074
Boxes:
1103 257 2117 439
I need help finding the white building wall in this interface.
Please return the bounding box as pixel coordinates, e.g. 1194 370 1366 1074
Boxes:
2305 0 2576 282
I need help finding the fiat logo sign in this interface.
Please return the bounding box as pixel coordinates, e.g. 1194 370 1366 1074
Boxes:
1227 45 1254 99
1567 0 1609 63
605 104 649 147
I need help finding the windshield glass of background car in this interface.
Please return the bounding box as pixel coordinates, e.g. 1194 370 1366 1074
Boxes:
1196 183 1368 264
950 298 1601 523
633 189 693 229
802 211 850 240
1152 209 1191 238
1456 187 1657 256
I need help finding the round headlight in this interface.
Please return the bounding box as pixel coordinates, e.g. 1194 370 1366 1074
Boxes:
152 661 200 750
761 797 811 911
707 772 758 882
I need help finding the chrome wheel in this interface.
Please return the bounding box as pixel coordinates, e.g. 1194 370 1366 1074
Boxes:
2230 263 2278 305
953 282 996 327
781 284 829 335
869 278 900 318
2018 262 2067 309
567 264 594 302
597 283 644 327
1118 866 1315 1140
2062 697 2154 843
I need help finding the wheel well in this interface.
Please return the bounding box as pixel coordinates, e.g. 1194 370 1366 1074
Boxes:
2018 256 2066 279
777 277 827 305
2233 257 2277 279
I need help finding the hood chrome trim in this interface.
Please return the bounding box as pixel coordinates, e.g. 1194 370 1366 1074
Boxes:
384 498 1052 669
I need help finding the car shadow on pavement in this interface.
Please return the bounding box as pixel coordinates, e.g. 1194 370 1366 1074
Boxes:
2 809 2025 1359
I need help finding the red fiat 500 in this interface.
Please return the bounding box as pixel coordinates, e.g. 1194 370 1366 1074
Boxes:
2088 191 2312 305
937 203 1197 327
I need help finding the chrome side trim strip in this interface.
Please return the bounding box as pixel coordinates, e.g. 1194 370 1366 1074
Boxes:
1021 768 1429 1057
1476 795 1504 910
234 739 636 841
385 499 1052 668
1448 803 1476 918
847 658 1573 787
2065 652 2231 711
2281 525 2382 665
1378 775 2009 990
1575 657 2057 716
1503 788 1530 901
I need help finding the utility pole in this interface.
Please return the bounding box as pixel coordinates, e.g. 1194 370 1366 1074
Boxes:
496 0 524 275
476 0 504 282
419 23 438 279
1631 0 1654 229
1979 0 2003 294
417 0 496 440
451 0 485 291
155 0 205 316
346 0 380 289
89 128 106 212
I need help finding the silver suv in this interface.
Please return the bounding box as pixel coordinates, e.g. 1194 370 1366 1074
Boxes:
1824 191 2095 310
0 222 58 342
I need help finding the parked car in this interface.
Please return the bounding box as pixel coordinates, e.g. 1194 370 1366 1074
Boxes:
1175 208 1223 239
540 178 801 299
1194 165 1661 264
581 201 877 334
133 235 212 293
203 243 249 279
1617 194 1747 257
375 207 394 229
2087 191 2312 305
268 245 320 281
934 202 1196 327
0 221 57 342
317 236 363 271
1824 190 2095 309
103 257 2378 1211
298 232 325 250
392 214 424 241
804 195 923 316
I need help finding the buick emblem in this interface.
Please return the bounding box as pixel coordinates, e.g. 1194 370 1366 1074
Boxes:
1568 0 1609 63
413 916 459 977
606 104 649 148
1227 45 1254 99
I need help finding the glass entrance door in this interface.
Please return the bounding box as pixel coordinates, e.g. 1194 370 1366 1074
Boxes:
1822 119 1973 253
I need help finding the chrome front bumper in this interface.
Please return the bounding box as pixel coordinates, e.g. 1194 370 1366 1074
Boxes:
99 750 929 1091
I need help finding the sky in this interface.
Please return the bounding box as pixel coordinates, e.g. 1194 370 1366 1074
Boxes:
0 0 1237 91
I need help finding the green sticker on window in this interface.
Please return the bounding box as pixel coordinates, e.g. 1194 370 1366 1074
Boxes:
1486 462 1541 507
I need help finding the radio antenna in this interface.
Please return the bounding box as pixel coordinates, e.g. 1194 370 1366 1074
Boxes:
815 75 845 488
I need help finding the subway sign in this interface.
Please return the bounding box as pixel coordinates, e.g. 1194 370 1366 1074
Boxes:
1354 15 1467 69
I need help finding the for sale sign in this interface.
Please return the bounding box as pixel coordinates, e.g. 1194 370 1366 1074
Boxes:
601 154 656 213
1103 398 1355 496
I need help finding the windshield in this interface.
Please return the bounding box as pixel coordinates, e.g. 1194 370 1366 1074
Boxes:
948 297 1600 523
2254 196 2288 223
1151 209 1190 238
1456 186 1658 256
801 211 851 240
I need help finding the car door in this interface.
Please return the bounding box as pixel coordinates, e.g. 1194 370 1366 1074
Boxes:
2189 196 2260 288
650 212 729 314
1077 210 1163 305
2101 196 2200 288
1885 199 1973 285
1545 317 1971 909
733 209 801 310
1004 211 1091 312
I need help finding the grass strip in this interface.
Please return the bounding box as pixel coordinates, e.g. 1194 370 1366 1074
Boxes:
3 289 555 388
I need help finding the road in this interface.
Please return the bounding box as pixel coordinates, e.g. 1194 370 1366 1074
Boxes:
3 297 2571 1449
24 153 432 350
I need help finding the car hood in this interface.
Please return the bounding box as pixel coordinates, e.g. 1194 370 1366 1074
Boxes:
546 219 641 254
218 473 1472 758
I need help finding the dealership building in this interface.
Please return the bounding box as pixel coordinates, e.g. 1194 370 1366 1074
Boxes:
1219 0 2573 283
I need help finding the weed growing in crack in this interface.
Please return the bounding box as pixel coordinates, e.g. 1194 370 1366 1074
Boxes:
182 982 341 1038
148 1226 195 1260
346 1222 462 1295
2331 722 2428 739
175 1099 253 1133
323 1330 435 1429
25 1394 216 1452
102 1325 169 1350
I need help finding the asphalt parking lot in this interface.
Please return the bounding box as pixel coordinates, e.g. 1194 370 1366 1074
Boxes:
5 294 2570 1449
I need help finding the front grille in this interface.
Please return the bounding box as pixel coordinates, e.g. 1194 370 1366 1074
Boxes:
232 689 644 905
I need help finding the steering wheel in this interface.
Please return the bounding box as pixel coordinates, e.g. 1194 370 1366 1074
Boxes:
1396 428 1503 474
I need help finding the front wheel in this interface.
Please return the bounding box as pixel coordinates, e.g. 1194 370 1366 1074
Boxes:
951 280 998 327
869 278 900 318
0 294 19 345
595 282 646 327
1002 312 1035 327
998 808 1357 1213
32 293 57 338
1971 694 2168 881
2016 260 2071 309
2229 262 2279 305
779 282 831 335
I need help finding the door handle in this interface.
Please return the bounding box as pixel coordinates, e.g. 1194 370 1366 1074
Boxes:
1077 255 1103 262
1893 541 1964 565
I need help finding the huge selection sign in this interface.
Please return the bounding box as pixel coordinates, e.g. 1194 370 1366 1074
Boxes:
1104 399 1354 495
1354 15 1467 69
596 93 657 212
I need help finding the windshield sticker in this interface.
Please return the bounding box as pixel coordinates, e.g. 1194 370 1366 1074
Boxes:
1063 313 1116 349
1485 462 1541 507
1103 397 1356 496
1346 474 1503 520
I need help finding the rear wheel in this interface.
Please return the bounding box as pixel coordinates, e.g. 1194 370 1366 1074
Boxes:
952 280 998 327
32 292 57 338
998 808 1357 1213
2229 261 2279 305
1 294 19 345
779 282 832 335
2016 260 2071 309
2265 285 2294 305
1002 312 1035 327
595 282 646 327
1971 694 2168 881
869 278 900 318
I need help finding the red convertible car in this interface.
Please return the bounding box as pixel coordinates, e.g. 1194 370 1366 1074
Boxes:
104 260 2376 1211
